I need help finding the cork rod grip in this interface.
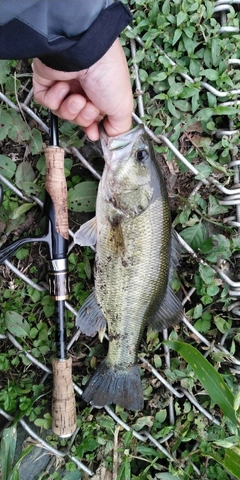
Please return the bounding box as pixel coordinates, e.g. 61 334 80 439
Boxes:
45 146 69 240
52 357 77 437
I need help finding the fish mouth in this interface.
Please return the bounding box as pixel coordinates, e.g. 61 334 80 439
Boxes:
100 124 146 166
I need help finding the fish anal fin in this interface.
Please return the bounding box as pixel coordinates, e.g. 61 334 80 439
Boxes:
148 284 183 331
74 217 97 247
76 291 106 340
82 361 144 411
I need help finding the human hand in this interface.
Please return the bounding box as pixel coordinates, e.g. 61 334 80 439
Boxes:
32 39 133 140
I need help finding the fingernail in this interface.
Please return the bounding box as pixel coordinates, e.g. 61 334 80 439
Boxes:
57 86 69 100
82 110 95 121
69 102 81 114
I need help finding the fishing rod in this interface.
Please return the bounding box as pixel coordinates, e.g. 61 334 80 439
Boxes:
0 112 76 438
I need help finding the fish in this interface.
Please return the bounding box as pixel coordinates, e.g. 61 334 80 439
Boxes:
74 124 183 411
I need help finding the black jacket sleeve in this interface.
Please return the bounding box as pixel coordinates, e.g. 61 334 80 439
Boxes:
0 0 132 71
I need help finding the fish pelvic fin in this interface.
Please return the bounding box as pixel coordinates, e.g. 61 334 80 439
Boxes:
82 361 144 411
148 284 183 331
74 216 97 247
76 291 106 341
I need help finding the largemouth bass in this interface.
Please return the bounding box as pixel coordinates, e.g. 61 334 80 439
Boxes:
75 125 183 410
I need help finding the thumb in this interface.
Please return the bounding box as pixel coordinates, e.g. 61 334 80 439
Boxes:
103 114 133 138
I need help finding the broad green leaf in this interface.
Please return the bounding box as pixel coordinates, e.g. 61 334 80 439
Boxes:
76 437 99 457
64 157 73 177
36 154 46 175
214 315 232 334
168 83 184 97
0 154 16 179
139 68 148 82
150 118 164 127
1 426 17 480
179 85 200 99
224 448 240 479
205 156 229 175
62 472 81 480
199 263 215 284
174 99 190 112
196 108 214 121
194 315 211 334
214 106 239 116
133 49 146 63
155 409 167 424
162 0 170 15
5 311 30 338
206 449 240 480
208 195 228 217
15 247 29 261
195 163 212 180
0 60 11 84
202 69 219 81
192 303 203 319
182 33 197 54
172 28 182 45
29 128 43 155
180 222 207 250
176 11 187 26
15 162 35 188
0 354 10 371
5 76 21 97
167 99 181 118
18 182 43 196
10 202 35 220
205 234 231 262
148 71 167 83
68 181 98 212
137 445 161 457
207 284 219 296
8 110 30 142
165 340 237 425
0 109 11 140
133 415 154 431
190 58 200 77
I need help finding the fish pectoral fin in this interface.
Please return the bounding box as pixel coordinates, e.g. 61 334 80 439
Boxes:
76 291 106 340
148 284 183 331
74 217 97 247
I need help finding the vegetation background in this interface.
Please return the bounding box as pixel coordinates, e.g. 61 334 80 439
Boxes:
0 0 240 479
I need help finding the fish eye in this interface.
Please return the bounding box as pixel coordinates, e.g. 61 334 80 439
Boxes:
136 149 148 162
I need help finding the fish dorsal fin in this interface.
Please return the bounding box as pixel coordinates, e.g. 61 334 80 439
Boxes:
74 217 97 247
76 291 107 342
148 229 184 331
169 228 183 274
148 284 183 331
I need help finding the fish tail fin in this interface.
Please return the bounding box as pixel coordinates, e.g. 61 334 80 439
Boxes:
82 361 144 411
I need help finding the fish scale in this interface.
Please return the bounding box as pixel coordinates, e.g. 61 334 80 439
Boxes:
75 125 183 410
96 199 170 369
